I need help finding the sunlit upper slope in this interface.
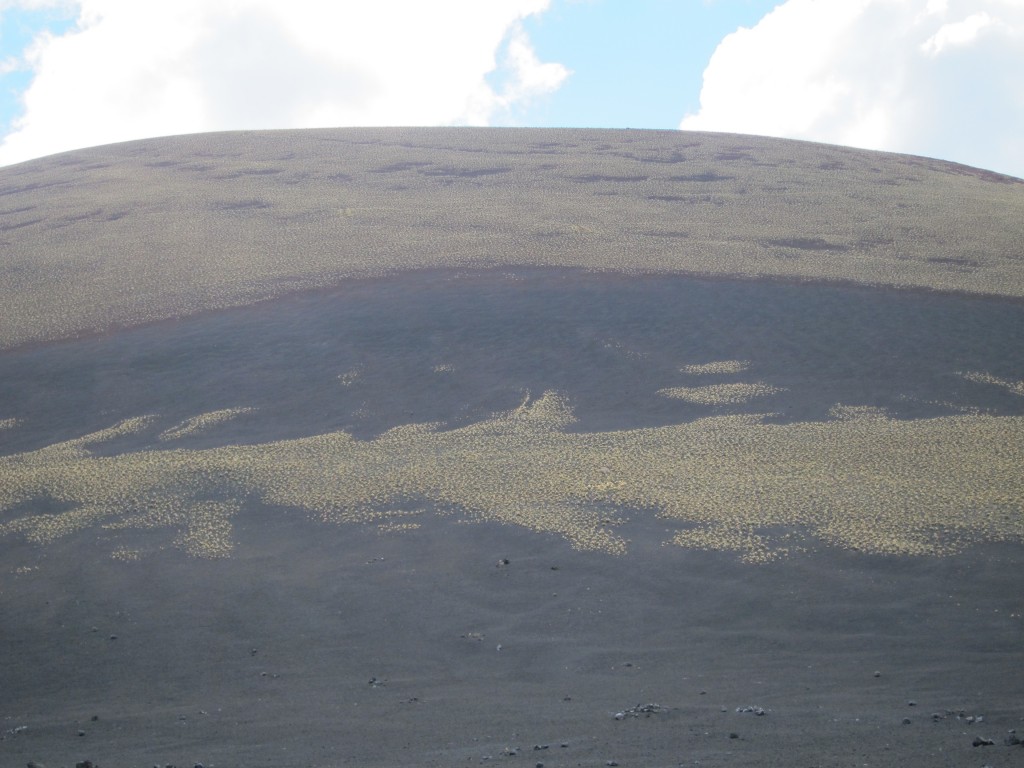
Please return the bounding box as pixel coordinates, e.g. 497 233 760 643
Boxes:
2 127 1022 349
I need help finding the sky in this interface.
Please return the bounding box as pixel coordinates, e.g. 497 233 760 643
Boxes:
0 0 1022 178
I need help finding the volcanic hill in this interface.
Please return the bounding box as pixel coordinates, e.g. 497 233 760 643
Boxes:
1 128 1023 768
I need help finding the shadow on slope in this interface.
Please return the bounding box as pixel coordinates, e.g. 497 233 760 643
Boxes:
1 268 1022 456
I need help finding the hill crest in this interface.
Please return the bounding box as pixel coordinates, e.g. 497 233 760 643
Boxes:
2 127 1022 350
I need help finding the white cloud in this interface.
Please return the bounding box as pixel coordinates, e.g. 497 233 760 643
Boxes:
681 0 1024 178
0 0 568 165
488 21 572 114
920 11 998 55
0 0 71 9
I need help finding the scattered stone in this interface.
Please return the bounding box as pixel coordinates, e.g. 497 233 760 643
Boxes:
614 703 667 719
90 715 99 721
729 732 739 739
736 706 766 716
606 761 619 767
532 744 549 750
955 711 984 723
75 762 96 768
907 700 916 707
108 635 117 641
368 676 386 687
497 558 510 567
972 736 995 747
873 671 881 678
931 712 945 721
1005 731 1021 746
902 718 912 725
77 730 86 737
26 761 45 768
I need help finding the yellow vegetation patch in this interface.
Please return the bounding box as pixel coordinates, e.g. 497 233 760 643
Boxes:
102 499 239 558
828 404 890 421
337 368 362 386
657 382 785 405
172 501 237 558
671 526 791 565
378 522 422 534
959 370 1024 397
1 392 1022 564
681 360 750 376
159 407 256 441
